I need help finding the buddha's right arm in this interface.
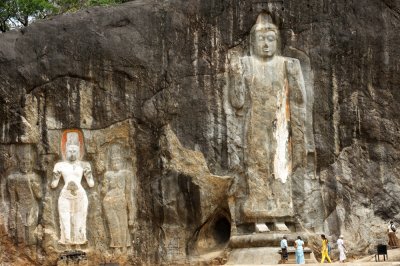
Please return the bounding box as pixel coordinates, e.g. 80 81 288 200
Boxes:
229 77 245 109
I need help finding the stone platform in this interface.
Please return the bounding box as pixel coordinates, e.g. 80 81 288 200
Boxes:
226 247 282 265
226 246 317 265
230 232 309 248
227 229 317 265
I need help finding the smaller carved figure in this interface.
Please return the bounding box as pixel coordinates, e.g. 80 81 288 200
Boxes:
7 148 42 245
102 144 134 253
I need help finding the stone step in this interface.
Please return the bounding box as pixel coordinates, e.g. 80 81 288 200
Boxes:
226 247 282 265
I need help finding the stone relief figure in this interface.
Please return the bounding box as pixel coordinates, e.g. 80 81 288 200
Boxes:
51 131 94 246
102 143 134 252
227 13 307 221
7 147 42 245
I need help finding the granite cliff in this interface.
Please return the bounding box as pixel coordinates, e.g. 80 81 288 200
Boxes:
0 0 399 265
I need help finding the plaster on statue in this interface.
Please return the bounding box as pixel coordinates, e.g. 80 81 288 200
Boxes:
7 148 42 245
228 13 307 221
51 131 94 246
102 143 134 252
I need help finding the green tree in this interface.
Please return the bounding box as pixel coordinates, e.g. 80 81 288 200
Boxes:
0 0 131 32
0 0 55 31
11 0 55 26
0 0 12 32
53 0 131 14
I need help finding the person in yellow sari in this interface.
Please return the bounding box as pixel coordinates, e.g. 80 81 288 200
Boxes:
321 234 332 263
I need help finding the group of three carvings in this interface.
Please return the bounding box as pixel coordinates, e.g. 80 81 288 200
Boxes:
6 131 133 250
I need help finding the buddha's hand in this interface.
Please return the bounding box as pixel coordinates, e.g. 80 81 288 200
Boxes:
51 171 62 188
53 170 61 179
9 220 16 230
286 59 299 76
128 219 134 227
83 167 92 177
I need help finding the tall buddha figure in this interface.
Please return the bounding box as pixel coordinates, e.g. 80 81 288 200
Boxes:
51 131 94 246
228 13 307 223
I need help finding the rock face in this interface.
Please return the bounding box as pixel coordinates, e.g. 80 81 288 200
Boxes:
0 0 400 265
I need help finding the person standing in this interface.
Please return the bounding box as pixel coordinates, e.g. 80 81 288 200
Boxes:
337 235 347 263
320 234 332 263
294 236 305 264
280 235 288 263
388 221 399 248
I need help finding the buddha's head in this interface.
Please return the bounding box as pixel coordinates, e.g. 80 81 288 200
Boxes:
66 145 80 162
17 149 33 174
111 157 123 171
109 144 124 171
250 13 280 59
64 131 81 161
19 157 33 174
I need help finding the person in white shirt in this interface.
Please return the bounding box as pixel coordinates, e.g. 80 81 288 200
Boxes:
336 235 347 263
280 235 288 263
388 221 399 247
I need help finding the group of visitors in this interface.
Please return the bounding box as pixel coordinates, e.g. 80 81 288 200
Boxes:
280 234 347 264
280 235 307 264
279 220 399 264
321 234 347 263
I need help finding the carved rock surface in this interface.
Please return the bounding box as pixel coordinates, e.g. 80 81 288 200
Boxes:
0 0 400 265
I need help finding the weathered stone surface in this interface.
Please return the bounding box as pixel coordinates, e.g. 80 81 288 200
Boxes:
0 0 399 265
155 125 232 261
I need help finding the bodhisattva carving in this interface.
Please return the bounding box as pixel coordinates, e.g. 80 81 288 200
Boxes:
51 131 94 246
228 13 307 221
7 148 42 245
102 144 134 252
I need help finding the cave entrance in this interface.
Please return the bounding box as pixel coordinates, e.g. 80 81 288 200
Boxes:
213 216 231 244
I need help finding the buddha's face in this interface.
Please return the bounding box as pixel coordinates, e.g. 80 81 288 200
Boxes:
253 30 277 58
66 145 79 162
19 158 32 174
111 157 123 171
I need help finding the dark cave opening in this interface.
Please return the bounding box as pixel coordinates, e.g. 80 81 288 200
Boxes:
213 216 231 244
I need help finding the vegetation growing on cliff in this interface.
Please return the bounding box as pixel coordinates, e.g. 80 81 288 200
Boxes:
0 0 131 32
